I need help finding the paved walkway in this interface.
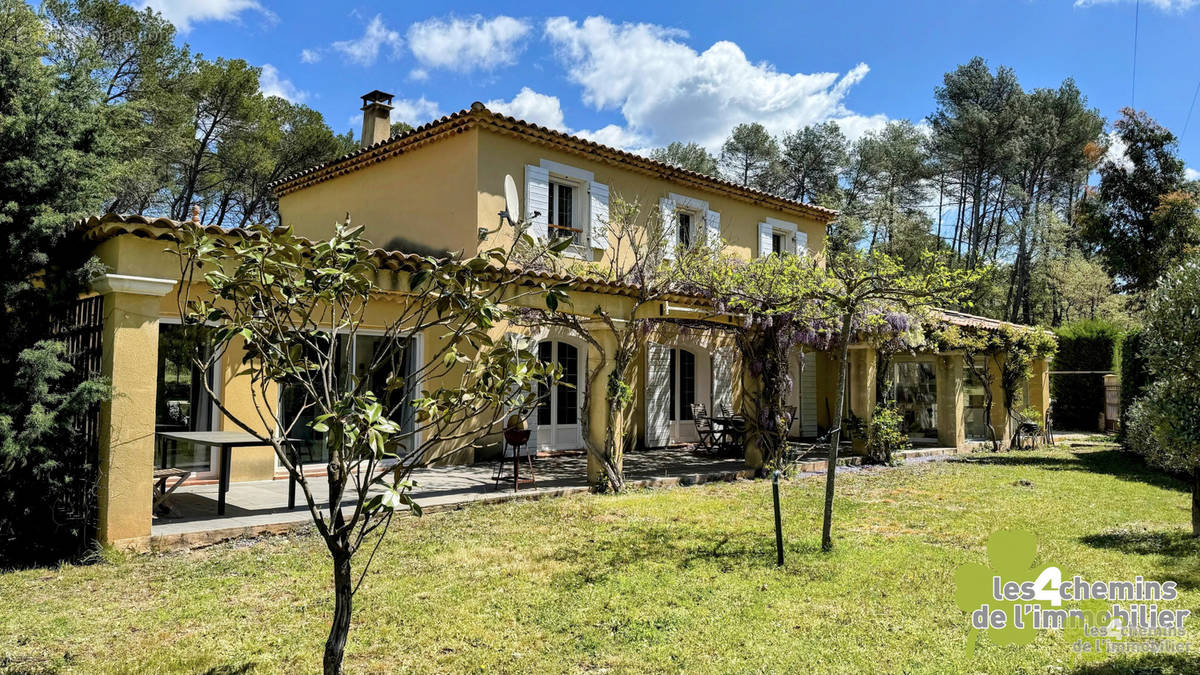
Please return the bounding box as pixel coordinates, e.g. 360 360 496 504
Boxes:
150 449 752 549
150 440 972 550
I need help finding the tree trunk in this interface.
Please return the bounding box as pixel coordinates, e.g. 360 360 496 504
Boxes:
822 312 855 553
1193 470 1199 537
324 546 354 675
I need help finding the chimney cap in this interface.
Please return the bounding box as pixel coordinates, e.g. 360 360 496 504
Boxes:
361 90 394 107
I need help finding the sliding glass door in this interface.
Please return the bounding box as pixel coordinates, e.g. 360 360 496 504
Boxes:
155 323 219 474
279 333 417 467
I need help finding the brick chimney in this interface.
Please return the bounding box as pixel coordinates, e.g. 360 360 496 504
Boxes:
360 90 394 148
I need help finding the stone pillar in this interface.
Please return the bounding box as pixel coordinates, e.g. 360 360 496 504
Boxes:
848 346 877 454
1029 358 1050 428
987 354 1011 450
586 329 620 486
935 354 965 449
93 274 175 548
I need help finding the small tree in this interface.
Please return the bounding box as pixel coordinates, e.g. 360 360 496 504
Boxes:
512 195 697 490
812 250 977 552
173 219 559 674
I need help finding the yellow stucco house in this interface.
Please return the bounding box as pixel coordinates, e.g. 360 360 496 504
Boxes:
80 92 1050 549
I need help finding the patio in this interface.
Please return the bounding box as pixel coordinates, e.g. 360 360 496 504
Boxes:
150 448 754 549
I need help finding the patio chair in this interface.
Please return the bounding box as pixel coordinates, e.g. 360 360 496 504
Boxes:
719 403 744 420
690 403 719 452
152 467 191 514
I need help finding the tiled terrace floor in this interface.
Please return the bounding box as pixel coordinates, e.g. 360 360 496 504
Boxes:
150 448 752 547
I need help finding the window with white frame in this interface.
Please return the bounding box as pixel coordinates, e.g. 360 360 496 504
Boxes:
662 193 719 256
758 217 809 258
525 160 609 256
548 177 584 246
772 230 786 254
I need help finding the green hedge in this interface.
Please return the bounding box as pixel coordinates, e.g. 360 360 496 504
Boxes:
1118 329 1151 442
1050 319 1122 431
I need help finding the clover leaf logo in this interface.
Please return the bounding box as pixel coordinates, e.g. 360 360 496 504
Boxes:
955 529 1065 656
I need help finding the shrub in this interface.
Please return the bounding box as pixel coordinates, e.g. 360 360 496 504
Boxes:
1123 393 1164 464
1135 257 1200 535
866 404 909 465
1051 319 1123 430
1118 329 1151 442
1124 381 1200 473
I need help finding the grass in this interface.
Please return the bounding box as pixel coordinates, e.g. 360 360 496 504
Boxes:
3 443 1200 674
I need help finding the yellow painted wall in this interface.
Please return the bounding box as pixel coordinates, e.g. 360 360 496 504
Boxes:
474 128 827 269
277 129 480 256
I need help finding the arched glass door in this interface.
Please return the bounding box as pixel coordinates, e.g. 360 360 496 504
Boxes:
669 347 702 443
536 340 583 451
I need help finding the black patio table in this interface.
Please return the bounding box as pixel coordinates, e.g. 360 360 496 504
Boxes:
709 416 746 453
156 431 302 515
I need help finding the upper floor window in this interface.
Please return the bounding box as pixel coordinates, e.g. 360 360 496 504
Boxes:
759 217 809 258
662 193 718 259
526 160 609 256
677 212 693 249
549 179 582 246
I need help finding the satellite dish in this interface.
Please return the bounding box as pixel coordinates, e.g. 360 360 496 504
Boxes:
503 174 520 226
481 174 523 240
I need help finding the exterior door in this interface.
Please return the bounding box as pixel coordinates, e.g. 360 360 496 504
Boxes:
669 348 700 443
155 322 219 476
791 350 819 438
536 340 584 452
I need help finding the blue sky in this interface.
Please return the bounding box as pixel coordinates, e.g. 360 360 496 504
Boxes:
140 0 1200 172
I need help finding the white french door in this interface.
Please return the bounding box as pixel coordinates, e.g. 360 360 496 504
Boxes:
535 340 585 452
645 344 718 447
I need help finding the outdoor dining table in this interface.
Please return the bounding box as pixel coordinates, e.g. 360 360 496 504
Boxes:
156 431 301 516
709 416 746 453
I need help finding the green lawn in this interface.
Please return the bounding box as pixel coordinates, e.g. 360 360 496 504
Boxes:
3 442 1200 674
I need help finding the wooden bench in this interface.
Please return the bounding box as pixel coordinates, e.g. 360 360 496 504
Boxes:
153 467 191 512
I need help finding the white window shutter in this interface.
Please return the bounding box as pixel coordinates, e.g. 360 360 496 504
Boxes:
704 209 721 246
712 347 734 415
795 230 809 256
799 351 818 437
758 222 773 258
659 198 677 260
645 343 672 447
525 165 550 240
589 181 609 250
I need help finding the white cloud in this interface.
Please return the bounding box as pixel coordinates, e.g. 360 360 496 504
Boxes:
332 15 404 66
392 97 442 125
299 49 321 64
138 0 272 32
407 15 531 72
542 16 886 151
1104 132 1134 172
1186 167 1200 181
486 88 566 130
485 88 650 149
1075 0 1198 11
575 124 648 150
408 68 429 82
258 64 306 103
